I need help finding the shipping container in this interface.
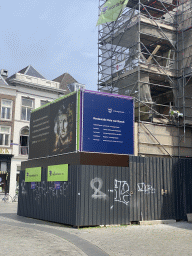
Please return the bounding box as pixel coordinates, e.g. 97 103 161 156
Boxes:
18 156 192 227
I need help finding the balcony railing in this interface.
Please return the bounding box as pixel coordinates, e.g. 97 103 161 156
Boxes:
19 146 28 155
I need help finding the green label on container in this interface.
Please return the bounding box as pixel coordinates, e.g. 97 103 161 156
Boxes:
25 167 41 182
47 164 68 181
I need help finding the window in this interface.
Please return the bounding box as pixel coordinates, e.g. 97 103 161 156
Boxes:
0 126 11 146
41 100 50 106
21 97 34 121
19 126 29 155
0 162 7 192
1 162 7 172
1 100 12 120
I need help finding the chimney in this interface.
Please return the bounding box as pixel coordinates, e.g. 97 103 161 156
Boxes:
1 69 8 79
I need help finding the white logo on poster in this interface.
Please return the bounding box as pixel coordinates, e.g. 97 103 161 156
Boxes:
108 108 112 113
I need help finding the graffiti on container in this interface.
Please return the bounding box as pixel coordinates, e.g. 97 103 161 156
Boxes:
114 179 131 206
90 177 108 200
60 182 70 196
137 183 155 194
18 180 71 203
90 178 131 206
20 180 70 202
21 180 27 194
48 181 70 198
34 181 47 201
36 181 70 197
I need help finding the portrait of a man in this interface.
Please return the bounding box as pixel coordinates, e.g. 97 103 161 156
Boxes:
53 102 74 154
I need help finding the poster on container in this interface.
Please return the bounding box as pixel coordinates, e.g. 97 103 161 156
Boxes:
49 93 77 156
29 92 77 159
81 90 134 155
29 89 133 159
29 104 50 159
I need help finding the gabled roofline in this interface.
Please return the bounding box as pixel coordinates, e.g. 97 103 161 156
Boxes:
24 65 30 75
24 65 45 79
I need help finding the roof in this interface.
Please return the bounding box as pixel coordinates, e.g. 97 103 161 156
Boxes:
8 65 45 80
53 73 78 93
0 75 10 86
18 65 45 79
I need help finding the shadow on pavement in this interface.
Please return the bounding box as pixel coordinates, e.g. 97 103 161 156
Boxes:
165 221 192 231
0 212 74 229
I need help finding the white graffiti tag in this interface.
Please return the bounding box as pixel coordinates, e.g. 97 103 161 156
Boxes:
137 183 155 194
114 179 131 205
21 180 27 194
90 177 108 200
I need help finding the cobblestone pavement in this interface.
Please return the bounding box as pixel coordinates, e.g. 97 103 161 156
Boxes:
0 202 192 256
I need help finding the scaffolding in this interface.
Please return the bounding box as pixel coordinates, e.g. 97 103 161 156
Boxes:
98 0 192 157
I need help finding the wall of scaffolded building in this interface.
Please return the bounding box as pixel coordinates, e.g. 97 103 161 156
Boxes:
177 0 192 125
98 0 192 157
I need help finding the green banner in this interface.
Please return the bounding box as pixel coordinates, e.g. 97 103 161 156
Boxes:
47 164 68 182
96 0 128 26
25 167 41 182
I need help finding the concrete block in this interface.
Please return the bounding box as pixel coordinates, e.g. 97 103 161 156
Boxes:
139 219 176 225
187 213 192 223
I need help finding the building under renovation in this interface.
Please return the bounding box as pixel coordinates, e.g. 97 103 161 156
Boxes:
98 0 192 157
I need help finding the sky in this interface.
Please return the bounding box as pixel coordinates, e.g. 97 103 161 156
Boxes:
0 0 98 91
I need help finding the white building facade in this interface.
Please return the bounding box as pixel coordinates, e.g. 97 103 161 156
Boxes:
0 71 16 196
7 66 66 198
